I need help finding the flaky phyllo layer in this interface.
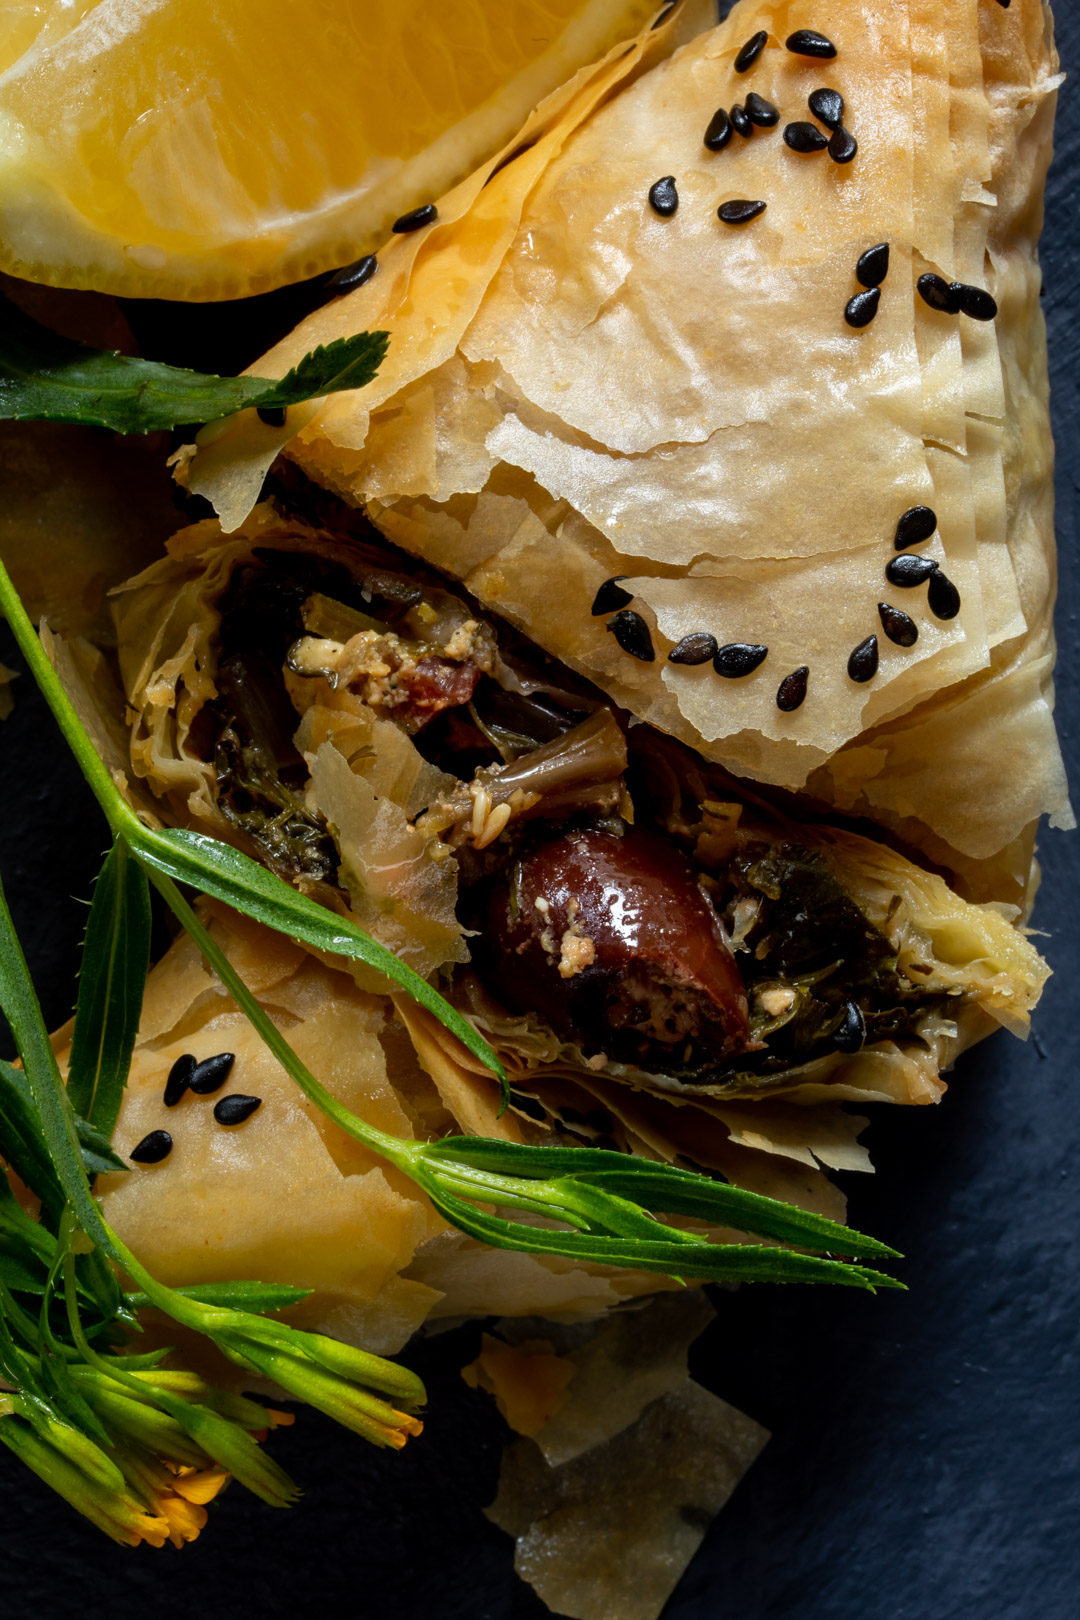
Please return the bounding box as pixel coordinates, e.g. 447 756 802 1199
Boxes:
187 0 1071 909
48 0 1062 1330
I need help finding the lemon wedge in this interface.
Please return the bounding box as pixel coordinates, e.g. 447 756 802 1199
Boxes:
0 0 660 301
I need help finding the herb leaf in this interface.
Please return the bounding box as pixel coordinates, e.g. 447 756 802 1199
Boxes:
0 295 388 432
67 842 150 1140
123 1281 311 1315
0 1062 127 1202
69 1125 128 1181
261 338 390 407
134 824 506 1099
0 1253 49 1297
419 1137 901 1261
0 876 118 1263
430 1194 900 1290
0 1060 65 1218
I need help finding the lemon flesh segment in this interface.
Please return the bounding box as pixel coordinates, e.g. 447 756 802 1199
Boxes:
0 0 660 301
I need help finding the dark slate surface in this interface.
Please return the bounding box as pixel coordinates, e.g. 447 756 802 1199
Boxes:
1 4 1077 1617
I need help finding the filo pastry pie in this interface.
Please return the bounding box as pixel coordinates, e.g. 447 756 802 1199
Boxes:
76 0 1064 1325
185 0 1071 907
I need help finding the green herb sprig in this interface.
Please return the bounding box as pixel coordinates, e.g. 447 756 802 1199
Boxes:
0 554 902 1291
0 865 426 1542
0 293 388 432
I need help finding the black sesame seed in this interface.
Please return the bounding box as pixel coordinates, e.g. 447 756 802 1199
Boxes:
256 406 287 428
776 666 809 712
856 243 890 288
730 103 753 138
703 107 733 150
324 253 377 295
391 202 437 233
189 1051 236 1096
648 175 679 216
808 87 844 130
917 273 963 313
784 121 829 153
877 602 919 647
591 576 632 616
718 199 767 225
786 30 837 59
734 30 768 73
131 1130 172 1165
713 642 769 678
844 287 881 329
894 505 937 549
833 1001 866 1053
214 1094 262 1126
886 554 939 587
828 126 858 164
745 92 780 128
927 570 962 620
164 1053 196 1108
607 609 655 662
847 634 880 682
956 284 998 321
668 632 719 666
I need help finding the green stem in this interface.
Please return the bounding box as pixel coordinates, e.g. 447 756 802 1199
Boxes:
426 1162 596 1230
0 558 127 832
0 876 118 1263
59 1224 178 1411
145 867 420 1178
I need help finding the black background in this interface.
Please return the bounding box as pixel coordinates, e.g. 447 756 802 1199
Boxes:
1 4 1077 1616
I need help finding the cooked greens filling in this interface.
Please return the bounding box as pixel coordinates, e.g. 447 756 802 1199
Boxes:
716 845 951 1083
211 650 338 883
200 525 959 1087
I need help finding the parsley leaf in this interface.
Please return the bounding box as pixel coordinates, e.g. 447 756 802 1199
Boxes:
0 294 387 432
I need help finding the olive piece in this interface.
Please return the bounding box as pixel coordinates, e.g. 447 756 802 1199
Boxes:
477 827 750 1066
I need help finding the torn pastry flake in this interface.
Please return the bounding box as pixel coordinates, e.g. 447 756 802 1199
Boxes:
462 1335 577 1437
476 1294 768 1620
489 1386 768 1620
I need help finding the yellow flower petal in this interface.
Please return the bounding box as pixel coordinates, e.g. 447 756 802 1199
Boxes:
171 1465 230 1507
262 1409 296 1429
128 1513 173 1550
159 1493 210 1548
